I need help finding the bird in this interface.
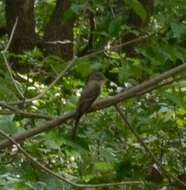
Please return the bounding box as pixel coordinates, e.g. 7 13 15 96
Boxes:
72 72 106 139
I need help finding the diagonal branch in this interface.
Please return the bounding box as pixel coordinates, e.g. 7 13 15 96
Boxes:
0 129 143 188
93 63 186 111
1 17 24 99
0 62 185 149
6 33 152 106
4 17 18 52
114 104 157 160
115 104 186 188
0 102 52 120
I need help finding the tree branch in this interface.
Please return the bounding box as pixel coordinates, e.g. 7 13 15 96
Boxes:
1 17 24 99
115 104 186 188
0 62 185 149
0 129 143 188
0 102 52 120
5 33 152 106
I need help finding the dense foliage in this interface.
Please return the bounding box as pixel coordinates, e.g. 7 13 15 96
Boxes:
0 0 186 189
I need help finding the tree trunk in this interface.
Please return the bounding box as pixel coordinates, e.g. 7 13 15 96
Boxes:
122 0 154 56
5 0 37 54
43 0 74 60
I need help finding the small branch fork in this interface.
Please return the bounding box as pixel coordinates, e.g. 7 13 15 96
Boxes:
0 102 52 120
0 17 153 120
0 129 144 189
1 17 24 99
1 22 183 148
114 104 186 188
4 33 151 106
0 62 186 149
22 33 150 105
0 9 185 189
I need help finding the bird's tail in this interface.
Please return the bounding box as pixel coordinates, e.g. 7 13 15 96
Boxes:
71 114 81 140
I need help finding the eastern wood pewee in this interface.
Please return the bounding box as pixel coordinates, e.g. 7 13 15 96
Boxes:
72 72 106 139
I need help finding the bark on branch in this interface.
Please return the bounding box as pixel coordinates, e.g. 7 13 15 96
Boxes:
0 62 186 149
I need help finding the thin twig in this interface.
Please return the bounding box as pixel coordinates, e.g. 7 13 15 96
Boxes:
136 78 174 96
25 57 77 102
114 105 160 164
4 17 18 52
0 62 185 149
0 102 52 120
0 129 143 188
114 104 186 188
7 33 152 105
79 33 151 60
93 62 186 111
45 40 72 45
1 17 24 99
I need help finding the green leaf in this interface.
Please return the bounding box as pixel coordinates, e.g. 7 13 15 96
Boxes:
0 77 17 100
75 61 92 77
0 116 17 135
164 92 184 107
126 0 147 21
94 161 113 172
42 131 63 150
109 17 122 36
70 4 86 15
90 61 103 71
63 9 77 21
118 65 129 83
171 22 186 39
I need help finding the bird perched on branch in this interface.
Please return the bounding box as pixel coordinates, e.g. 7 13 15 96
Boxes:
72 72 106 139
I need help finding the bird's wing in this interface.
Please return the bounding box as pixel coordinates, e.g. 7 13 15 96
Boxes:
72 82 101 140
77 82 101 117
